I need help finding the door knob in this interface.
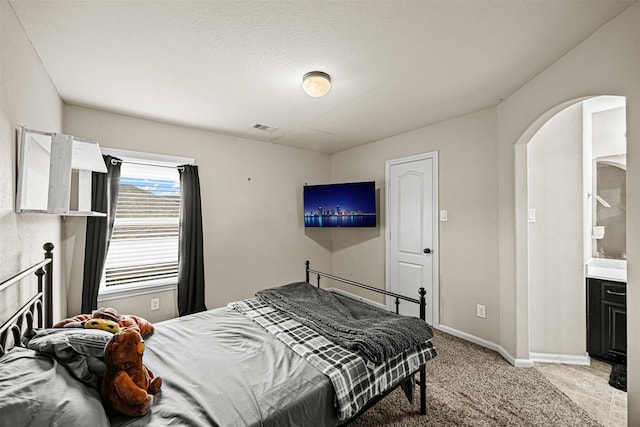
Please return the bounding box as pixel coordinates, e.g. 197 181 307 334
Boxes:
423 248 431 254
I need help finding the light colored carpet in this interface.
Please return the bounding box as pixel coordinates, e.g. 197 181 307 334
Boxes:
350 331 601 426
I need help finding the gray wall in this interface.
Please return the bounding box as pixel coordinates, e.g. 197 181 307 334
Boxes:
0 0 65 322
63 106 332 318
497 3 639 422
528 102 585 356
331 107 501 344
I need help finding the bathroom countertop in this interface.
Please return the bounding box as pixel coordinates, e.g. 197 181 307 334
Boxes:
585 258 627 282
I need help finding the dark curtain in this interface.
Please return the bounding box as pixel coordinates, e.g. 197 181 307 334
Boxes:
81 155 121 313
177 165 207 316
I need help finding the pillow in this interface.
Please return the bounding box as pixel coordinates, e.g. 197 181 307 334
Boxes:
0 347 110 427
25 328 113 389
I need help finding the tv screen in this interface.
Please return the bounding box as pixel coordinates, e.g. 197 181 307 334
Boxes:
304 181 376 228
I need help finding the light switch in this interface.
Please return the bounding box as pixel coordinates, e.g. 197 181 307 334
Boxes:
528 209 536 223
440 210 448 222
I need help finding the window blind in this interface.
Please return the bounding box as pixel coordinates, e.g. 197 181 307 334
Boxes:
103 162 180 288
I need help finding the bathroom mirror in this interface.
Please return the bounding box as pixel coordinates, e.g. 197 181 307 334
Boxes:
589 98 626 260
594 158 626 259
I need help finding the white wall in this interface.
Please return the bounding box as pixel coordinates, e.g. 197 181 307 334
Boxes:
63 106 331 318
497 3 639 423
331 107 501 344
0 0 65 323
528 102 585 357
593 106 627 158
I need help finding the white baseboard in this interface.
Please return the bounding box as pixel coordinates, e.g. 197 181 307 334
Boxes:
325 287 387 310
438 324 535 368
530 352 590 366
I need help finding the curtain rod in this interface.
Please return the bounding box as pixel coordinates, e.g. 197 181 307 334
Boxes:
110 157 189 171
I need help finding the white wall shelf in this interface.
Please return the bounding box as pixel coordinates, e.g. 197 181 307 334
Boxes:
16 127 107 216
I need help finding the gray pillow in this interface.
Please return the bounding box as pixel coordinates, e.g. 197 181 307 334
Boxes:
25 328 113 389
0 347 110 426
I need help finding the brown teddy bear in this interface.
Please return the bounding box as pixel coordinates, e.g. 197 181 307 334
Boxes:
101 328 162 417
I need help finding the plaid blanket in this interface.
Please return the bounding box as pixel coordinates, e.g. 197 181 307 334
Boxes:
230 298 437 421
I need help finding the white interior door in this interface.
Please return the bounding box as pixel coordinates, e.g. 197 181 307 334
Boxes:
386 152 438 326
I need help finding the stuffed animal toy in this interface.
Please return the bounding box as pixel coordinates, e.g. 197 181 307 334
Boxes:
101 328 162 417
54 307 154 337
85 318 119 333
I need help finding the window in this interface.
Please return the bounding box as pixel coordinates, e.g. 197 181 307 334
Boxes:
99 149 193 299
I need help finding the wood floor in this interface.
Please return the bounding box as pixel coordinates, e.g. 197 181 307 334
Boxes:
535 359 627 427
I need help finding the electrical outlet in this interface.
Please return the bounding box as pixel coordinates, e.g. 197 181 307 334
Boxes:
476 304 486 319
150 298 160 311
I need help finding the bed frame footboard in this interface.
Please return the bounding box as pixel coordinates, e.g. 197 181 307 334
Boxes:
305 260 429 416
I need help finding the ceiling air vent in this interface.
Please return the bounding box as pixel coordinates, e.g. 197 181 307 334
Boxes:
251 123 278 133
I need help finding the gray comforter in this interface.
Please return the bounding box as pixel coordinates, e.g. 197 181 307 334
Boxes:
0 347 110 427
256 282 433 364
110 306 339 427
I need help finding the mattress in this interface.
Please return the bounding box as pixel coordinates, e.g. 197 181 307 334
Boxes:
110 306 339 427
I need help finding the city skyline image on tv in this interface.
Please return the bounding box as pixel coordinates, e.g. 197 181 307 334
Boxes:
304 181 376 227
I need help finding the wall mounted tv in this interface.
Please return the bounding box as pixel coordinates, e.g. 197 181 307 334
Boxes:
304 181 376 228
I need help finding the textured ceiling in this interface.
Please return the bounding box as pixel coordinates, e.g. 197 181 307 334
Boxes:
9 0 635 153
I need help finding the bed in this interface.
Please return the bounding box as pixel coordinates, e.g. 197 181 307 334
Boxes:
0 243 436 426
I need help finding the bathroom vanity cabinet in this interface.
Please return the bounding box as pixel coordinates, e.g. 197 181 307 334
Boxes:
586 277 627 363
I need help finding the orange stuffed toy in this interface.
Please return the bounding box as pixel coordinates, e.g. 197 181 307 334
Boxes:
101 328 162 417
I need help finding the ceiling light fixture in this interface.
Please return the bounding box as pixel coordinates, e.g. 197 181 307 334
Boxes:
302 71 331 97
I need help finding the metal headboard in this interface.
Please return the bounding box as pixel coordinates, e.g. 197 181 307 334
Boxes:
0 243 54 356
305 260 427 320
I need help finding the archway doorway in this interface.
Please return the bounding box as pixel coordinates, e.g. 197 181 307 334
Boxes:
515 95 627 424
